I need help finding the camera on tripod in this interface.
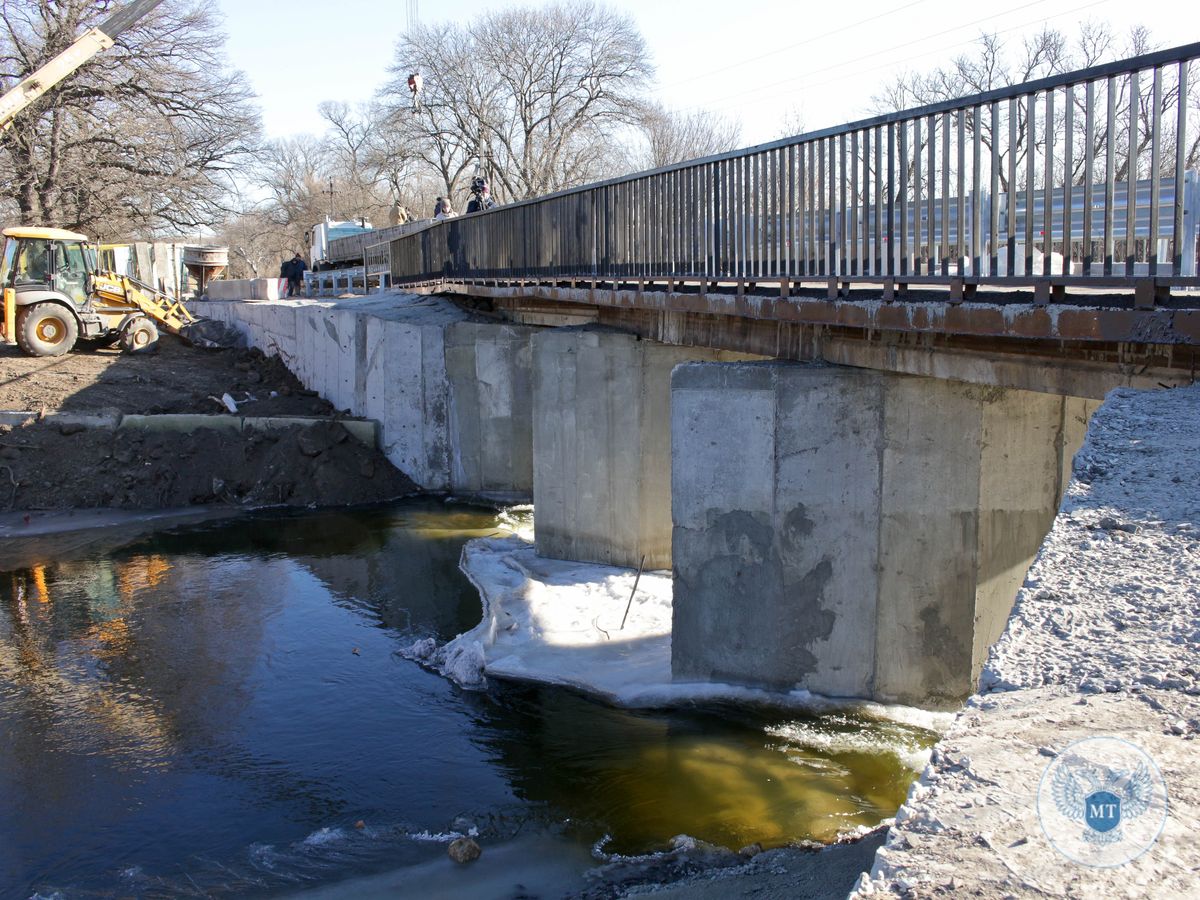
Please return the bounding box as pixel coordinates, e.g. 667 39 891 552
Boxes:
467 175 495 213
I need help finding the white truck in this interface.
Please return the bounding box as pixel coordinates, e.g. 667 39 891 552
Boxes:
307 219 373 271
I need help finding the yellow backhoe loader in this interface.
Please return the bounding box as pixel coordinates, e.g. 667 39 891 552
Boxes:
0 2 231 357
0 226 199 356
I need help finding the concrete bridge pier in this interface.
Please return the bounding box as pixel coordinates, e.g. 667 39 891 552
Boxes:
531 327 751 569
670 362 1097 708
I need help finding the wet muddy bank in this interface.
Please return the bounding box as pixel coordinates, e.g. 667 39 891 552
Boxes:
0 417 416 512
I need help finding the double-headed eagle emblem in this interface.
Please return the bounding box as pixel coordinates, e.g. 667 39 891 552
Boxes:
1052 758 1155 845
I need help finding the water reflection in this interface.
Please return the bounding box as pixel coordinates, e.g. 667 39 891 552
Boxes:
0 501 933 897
474 686 930 854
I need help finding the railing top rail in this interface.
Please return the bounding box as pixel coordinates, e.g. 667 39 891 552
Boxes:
389 40 1200 232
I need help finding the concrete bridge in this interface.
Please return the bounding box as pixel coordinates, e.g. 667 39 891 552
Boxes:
214 42 1199 710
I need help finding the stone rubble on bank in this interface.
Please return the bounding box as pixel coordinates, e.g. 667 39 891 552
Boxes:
851 384 1200 898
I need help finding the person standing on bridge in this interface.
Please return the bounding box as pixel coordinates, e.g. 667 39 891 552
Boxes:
466 176 496 214
284 252 307 298
434 197 457 219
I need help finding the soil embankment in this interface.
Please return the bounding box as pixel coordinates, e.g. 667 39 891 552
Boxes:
0 336 416 511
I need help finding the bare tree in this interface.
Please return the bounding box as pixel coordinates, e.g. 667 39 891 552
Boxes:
0 0 259 239
871 24 1198 191
382 2 653 205
872 28 1070 190
380 22 490 203
775 107 806 141
636 103 741 169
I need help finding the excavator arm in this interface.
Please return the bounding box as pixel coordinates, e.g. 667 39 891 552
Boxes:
0 0 166 132
90 271 198 334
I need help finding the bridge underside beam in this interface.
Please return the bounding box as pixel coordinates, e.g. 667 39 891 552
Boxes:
426 281 1197 400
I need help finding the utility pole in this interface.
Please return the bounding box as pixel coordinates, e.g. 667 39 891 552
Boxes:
323 178 335 221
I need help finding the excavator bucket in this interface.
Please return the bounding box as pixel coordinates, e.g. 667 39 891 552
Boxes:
91 272 241 349
179 319 245 349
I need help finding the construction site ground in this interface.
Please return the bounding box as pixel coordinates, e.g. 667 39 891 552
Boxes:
0 335 416 513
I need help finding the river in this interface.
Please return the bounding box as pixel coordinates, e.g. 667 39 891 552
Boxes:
0 501 934 897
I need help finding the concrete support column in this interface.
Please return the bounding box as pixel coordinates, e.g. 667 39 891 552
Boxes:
671 362 1097 708
445 322 535 500
532 328 748 569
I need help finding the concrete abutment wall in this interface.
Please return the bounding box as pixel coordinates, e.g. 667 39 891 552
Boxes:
203 298 535 498
671 362 1098 707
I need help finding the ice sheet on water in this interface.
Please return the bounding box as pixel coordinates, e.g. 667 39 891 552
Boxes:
401 535 955 732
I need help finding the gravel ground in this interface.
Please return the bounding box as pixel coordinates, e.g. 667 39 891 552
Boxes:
852 384 1200 898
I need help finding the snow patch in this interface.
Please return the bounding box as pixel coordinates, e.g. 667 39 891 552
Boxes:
403 536 954 730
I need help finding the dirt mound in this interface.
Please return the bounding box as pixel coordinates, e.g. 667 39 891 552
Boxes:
0 335 333 417
0 419 416 511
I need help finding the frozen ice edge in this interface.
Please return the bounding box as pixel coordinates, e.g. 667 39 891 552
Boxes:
402 535 954 735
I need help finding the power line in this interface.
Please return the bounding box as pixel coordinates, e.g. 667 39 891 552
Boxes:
658 0 927 89
669 0 1115 118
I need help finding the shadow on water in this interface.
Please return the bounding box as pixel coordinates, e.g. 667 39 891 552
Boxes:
0 499 934 898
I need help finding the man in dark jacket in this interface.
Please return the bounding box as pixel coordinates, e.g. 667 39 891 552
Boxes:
284 252 307 297
465 176 496 214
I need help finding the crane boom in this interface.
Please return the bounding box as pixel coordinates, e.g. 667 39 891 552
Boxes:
0 0 166 132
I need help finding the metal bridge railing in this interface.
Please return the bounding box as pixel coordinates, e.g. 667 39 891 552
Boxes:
387 41 1200 298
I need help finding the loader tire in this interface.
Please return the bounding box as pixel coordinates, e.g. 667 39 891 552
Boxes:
119 317 159 354
16 302 78 357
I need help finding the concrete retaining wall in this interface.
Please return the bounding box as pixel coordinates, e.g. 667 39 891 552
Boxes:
207 278 286 301
670 362 1098 707
203 296 535 496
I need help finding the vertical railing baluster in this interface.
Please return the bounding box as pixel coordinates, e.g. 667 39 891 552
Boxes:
1063 86 1074 277
851 131 860 276
1126 70 1139 277
972 105 982 278
875 126 883 276
1173 62 1189 276
839 133 848 278
750 153 760 278
763 150 772 277
1025 93 1036 277
913 118 922 275
892 121 902 278
806 141 815 277
957 109 966 276
928 114 936 278
864 127 873 274
829 137 838 278
1044 89 1055 275
989 101 1000 277
1007 97 1018 276
1149 67 1162 277
818 139 827 276
941 111 950 276
1104 75 1117 275
786 144 795 278
776 147 785 277
669 171 677 276
748 153 758 278
1084 81 1095 275
899 121 909 277
742 154 751 279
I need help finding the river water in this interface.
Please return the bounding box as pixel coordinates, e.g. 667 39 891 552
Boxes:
0 501 935 898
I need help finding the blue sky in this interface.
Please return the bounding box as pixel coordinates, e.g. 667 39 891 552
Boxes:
216 0 1189 147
